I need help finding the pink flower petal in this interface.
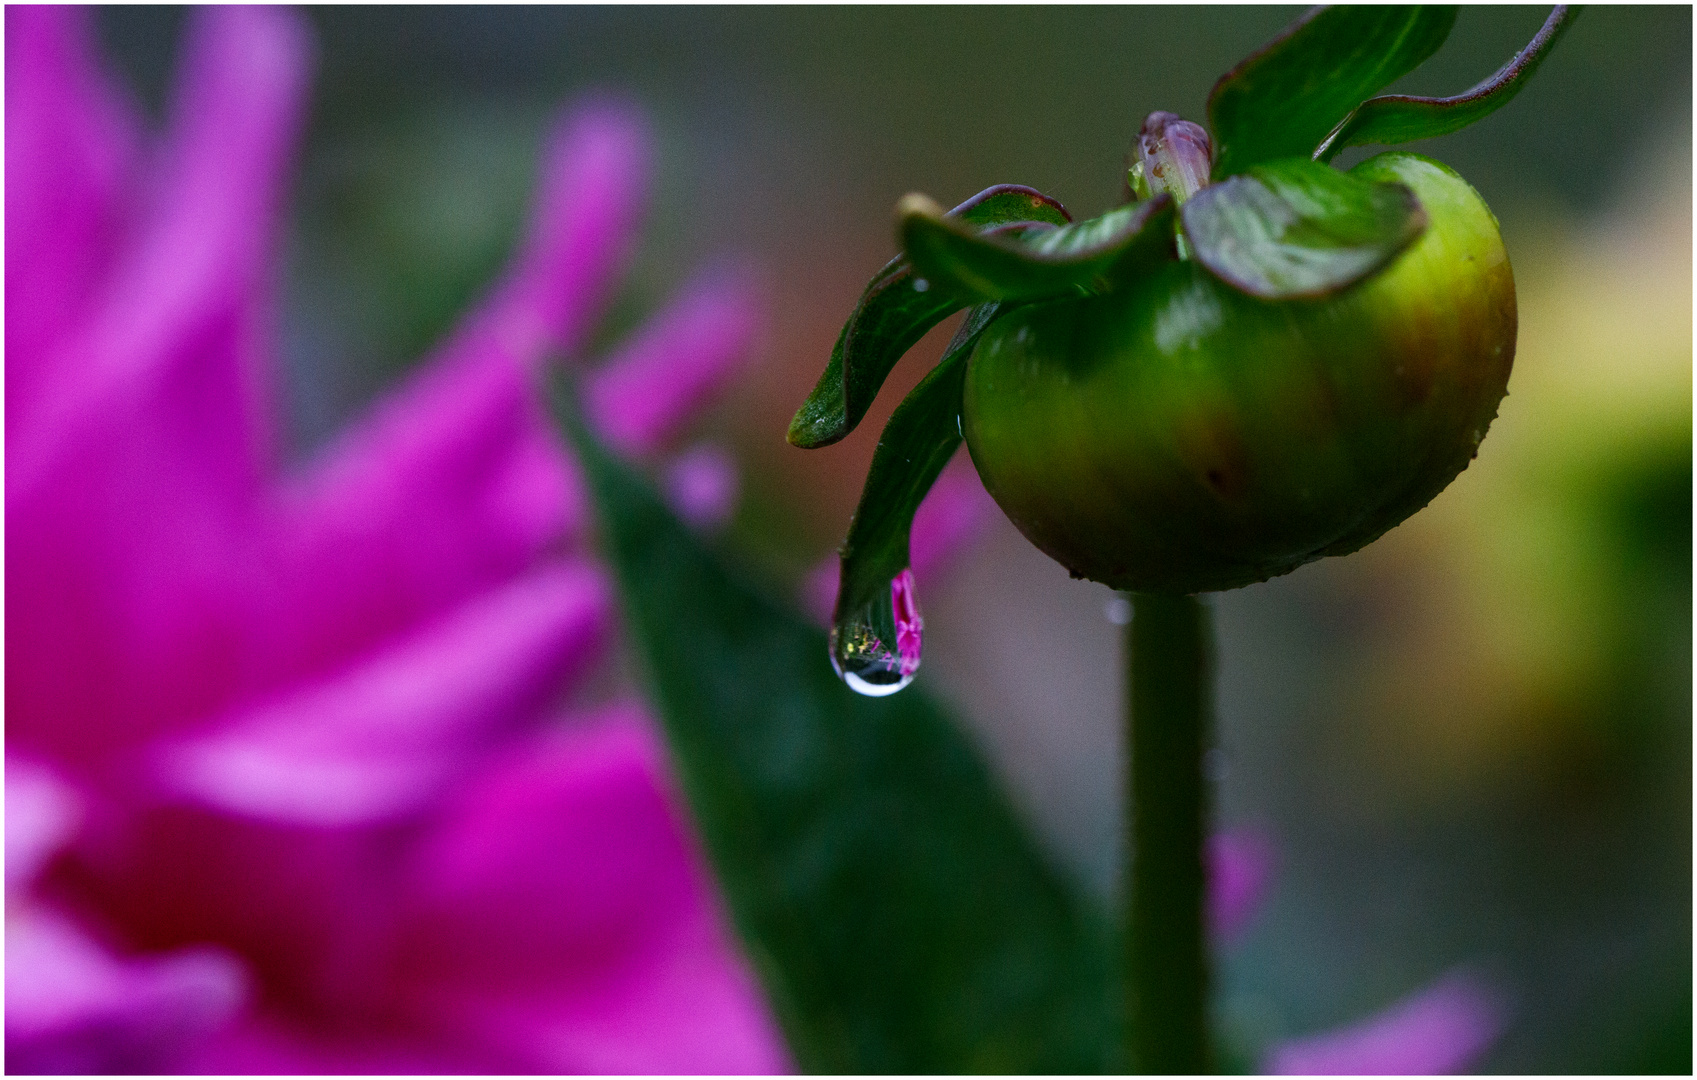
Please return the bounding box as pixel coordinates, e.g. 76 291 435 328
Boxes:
805 450 995 622
495 98 653 362
6 6 314 767
65 804 402 1022
155 561 613 826
662 443 741 532
5 905 247 1075
5 756 86 893
909 452 998 578
395 703 789 1073
441 911 792 1075
1209 827 1276 944
1263 969 1506 1075
4 5 141 433
262 101 653 684
585 263 764 456
179 1012 523 1076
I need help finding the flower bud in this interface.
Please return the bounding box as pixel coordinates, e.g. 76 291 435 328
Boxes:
961 154 1515 595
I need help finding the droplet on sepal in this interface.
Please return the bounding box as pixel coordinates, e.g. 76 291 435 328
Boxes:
829 568 923 696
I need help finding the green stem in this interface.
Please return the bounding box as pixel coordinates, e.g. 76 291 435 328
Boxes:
1124 591 1213 1074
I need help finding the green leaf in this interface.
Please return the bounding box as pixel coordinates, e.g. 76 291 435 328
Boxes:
556 385 1115 1074
1315 6 1580 161
900 194 1178 304
836 304 996 621
787 185 1070 449
1182 157 1427 299
1208 5 1459 178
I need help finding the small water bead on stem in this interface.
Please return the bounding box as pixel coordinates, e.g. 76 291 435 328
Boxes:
829 568 924 697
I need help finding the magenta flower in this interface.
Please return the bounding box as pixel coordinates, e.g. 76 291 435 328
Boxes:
1263 969 1506 1076
6 5 783 1072
1209 828 1276 944
1206 830 1506 1075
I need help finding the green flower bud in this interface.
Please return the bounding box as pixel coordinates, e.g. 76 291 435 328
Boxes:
961 153 1514 594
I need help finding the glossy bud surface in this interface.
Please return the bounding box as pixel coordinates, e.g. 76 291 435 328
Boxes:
961 153 1516 594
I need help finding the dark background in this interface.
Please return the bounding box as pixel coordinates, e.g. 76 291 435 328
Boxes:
98 7 1691 1072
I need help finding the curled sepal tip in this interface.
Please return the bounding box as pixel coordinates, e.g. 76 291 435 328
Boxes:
829 303 999 695
1182 157 1427 299
900 194 1178 304
1315 6 1581 161
787 184 1068 450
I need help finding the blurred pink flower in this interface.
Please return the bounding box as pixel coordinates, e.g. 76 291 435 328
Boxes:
1206 829 1504 1075
6 5 782 1073
1263 969 1506 1075
1209 828 1276 944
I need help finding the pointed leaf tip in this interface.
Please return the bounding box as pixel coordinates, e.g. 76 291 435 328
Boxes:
1209 5 1459 177
1315 6 1580 161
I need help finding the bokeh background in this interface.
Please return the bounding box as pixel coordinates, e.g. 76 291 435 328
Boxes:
95 6 1690 1072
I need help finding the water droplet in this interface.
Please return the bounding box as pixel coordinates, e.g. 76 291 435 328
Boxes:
830 568 923 696
913 277 931 293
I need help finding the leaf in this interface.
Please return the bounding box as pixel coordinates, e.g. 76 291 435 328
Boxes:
835 304 996 621
900 194 1178 304
1315 6 1580 161
788 185 1070 449
1208 5 1459 178
555 384 1116 1074
1182 157 1427 299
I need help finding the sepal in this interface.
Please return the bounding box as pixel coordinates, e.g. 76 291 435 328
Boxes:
787 185 1069 449
1182 157 1427 299
834 304 999 623
1315 6 1579 161
1208 6 1458 178
899 195 1178 304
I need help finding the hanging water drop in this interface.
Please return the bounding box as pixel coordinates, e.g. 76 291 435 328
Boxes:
829 568 924 696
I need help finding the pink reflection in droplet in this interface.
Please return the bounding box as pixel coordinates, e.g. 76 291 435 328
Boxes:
890 568 923 677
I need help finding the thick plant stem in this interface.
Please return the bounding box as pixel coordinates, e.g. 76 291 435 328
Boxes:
1124 591 1212 1074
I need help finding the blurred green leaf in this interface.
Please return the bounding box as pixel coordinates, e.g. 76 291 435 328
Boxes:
1315 6 1580 162
900 194 1176 303
559 387 1115 1074
787 185 1070 449
835 304 995 621
1208 6 1458 178
1182 158 1427 299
